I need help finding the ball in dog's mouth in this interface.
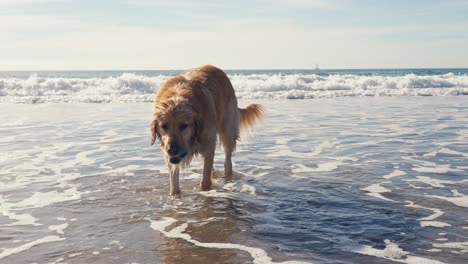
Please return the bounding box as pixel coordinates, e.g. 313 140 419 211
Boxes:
168 151 188 164
169 157 181 164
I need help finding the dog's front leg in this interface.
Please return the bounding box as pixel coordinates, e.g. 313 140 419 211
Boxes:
200 145 215 191
168 164 181 196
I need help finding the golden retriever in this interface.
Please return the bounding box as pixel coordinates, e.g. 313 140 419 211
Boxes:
150 65 264 196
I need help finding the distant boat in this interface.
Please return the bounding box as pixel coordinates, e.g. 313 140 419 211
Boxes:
315 64 320 70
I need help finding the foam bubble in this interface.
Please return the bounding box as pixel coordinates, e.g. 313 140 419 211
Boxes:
147 217 312 264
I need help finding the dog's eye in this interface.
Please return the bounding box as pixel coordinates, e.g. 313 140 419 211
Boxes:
161 123 168 130
179 123 188 131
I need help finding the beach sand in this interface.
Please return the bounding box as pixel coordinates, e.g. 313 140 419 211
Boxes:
1 97 467 263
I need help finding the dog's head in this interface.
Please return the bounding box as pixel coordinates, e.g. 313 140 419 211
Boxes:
151 99 203 165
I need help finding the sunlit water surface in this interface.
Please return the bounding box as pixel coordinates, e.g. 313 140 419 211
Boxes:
1 97 467 263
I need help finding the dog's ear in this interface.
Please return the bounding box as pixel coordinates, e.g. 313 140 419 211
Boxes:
193 116 204 144
150 119 159 145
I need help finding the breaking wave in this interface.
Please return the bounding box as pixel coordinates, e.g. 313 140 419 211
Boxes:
1 73 467 103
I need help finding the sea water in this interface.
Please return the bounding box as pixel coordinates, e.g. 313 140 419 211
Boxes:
1 68 468 103
0 69 467 263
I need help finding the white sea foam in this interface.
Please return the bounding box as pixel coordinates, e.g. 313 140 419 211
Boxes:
351 239 409 260
309 141 335 156
0 236 65 260
1 73 468 103
0 136 16 143
405 201 450 228
420 221 450 228
266 149 320 159
412 164 463 174
432 242 468 254
48 223 69 235
428 190 468 208
361 182 394 202
241 184 256 195
12 188 82 209
0 196 41 226
0 187 83 226
349 239 445 264
68 252 82 258
361 182 386 194
198 190 237 199
424 148 468 158
291 162 342 173
222 182 257 195
383 169 406 179
404 176 468 188
147 217 311 264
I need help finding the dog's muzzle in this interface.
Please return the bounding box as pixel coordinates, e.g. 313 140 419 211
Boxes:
169 150 188 164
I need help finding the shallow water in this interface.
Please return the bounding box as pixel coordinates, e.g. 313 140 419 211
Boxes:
1 97 467 263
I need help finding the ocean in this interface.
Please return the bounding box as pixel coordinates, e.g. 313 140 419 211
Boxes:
1 68 468 103
0 68 467 263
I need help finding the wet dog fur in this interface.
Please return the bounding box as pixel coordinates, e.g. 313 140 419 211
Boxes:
151 65 264 196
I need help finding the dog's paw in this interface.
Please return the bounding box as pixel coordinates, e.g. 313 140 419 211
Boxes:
200 184 211 191
169 189 181 197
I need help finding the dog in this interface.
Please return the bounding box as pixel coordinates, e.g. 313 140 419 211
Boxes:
150 65 264 196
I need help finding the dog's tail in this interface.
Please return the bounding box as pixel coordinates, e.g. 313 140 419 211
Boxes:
238 104 264 132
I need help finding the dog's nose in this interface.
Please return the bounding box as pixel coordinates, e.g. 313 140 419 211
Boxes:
167 142 179 156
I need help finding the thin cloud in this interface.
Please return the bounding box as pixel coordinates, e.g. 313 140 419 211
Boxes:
121 0 227 9
0 0 67 5
0 14 78 27
265 0 339 9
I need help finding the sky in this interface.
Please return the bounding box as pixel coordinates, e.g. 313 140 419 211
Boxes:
1 0 468 70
